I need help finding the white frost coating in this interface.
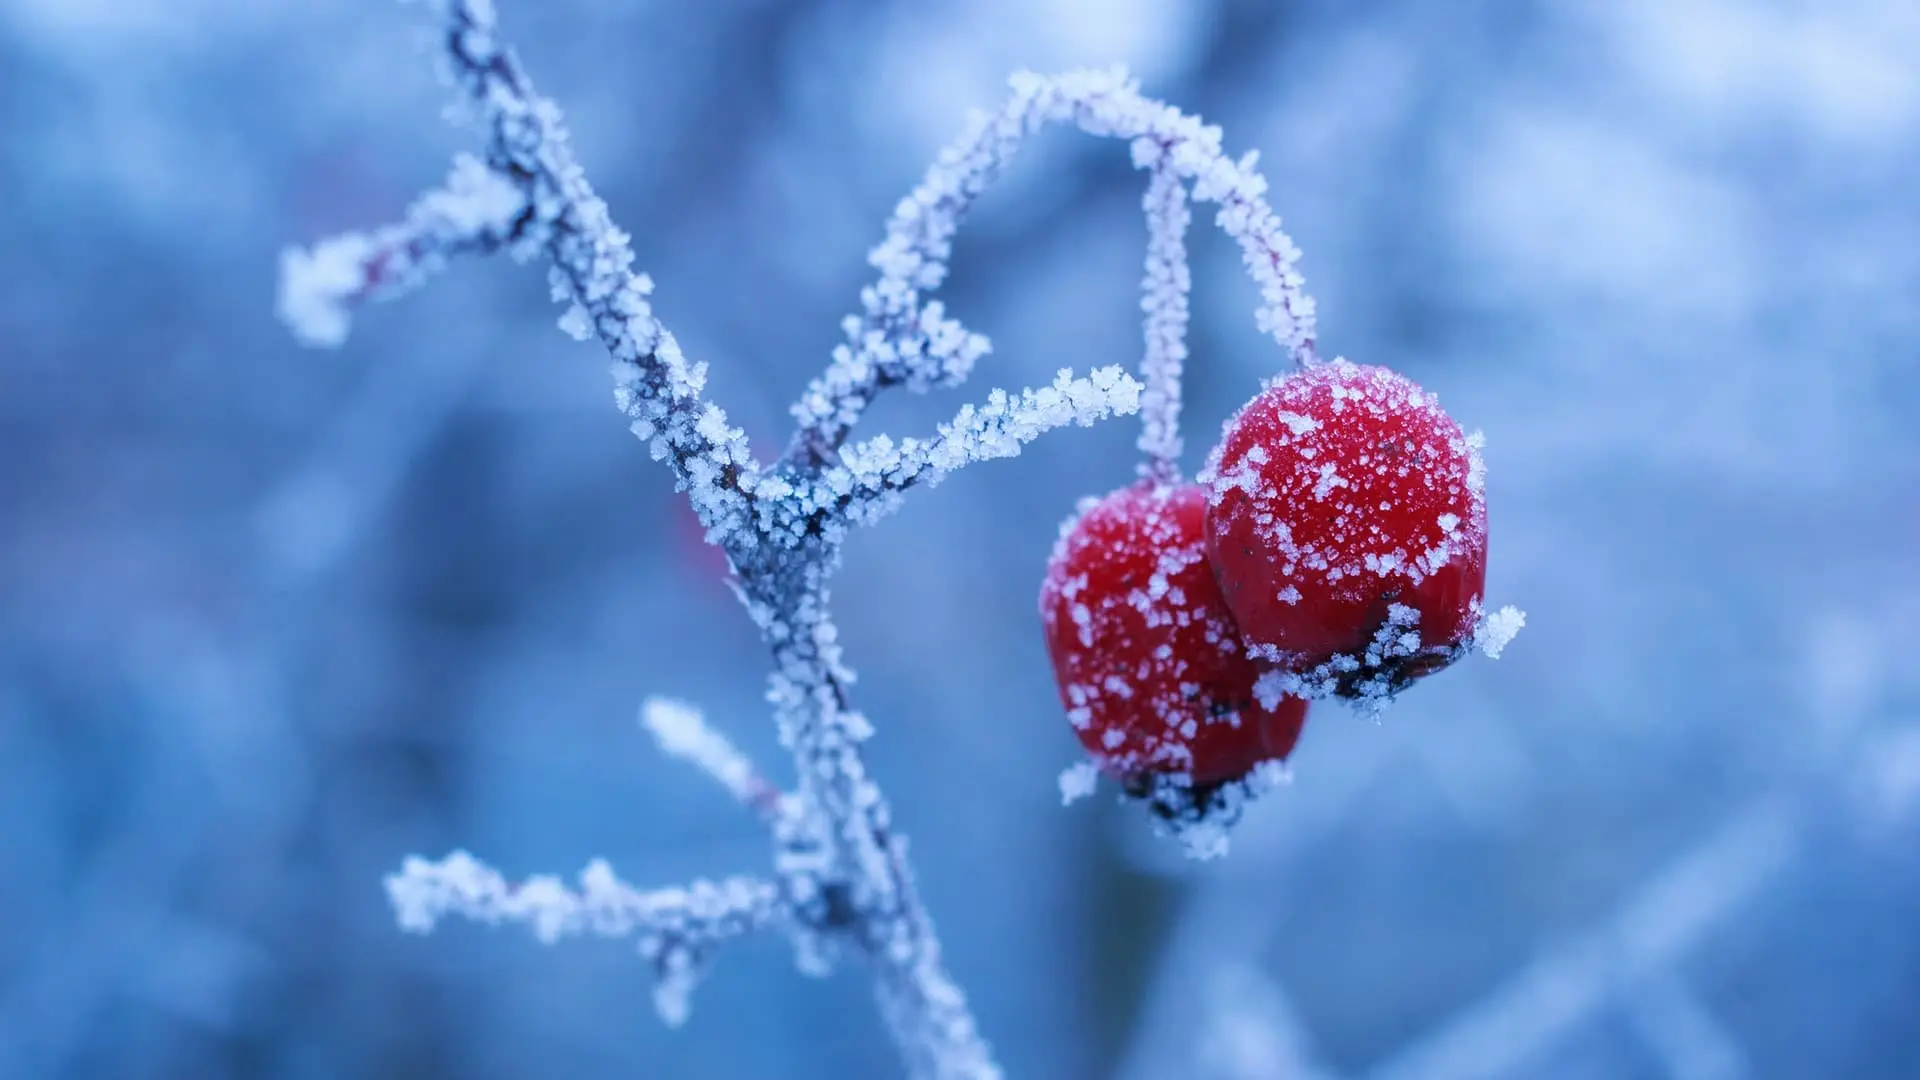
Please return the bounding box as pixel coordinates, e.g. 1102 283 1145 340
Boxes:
1058 761 1101 805
1137 162 1191 477
1465 429 1489 494
271 4 1503 1075
1477 605 1527 659
1149 759 1293 860
1253 669 1292 712
1275 411 1319 436
278 154 527 348
385 850 782 1026
788 65 1320 470
641 697 780 815
284 0 763 560
817 367 1142 529
277 235 374 348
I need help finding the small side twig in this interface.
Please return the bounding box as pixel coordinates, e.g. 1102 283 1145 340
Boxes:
279 1 1335 1074
640 696 786 824
385 851 784 1026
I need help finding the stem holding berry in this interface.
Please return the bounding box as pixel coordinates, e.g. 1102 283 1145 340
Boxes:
274 0 1517 1072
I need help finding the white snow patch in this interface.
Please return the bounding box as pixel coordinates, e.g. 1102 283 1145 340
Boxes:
1477 605 1526 659
1058 761 1101 805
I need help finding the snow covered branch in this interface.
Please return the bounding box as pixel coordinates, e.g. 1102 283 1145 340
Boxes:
386 851 784 1026
278 1 1333 1075
1137 162 1192 480
787 66 1318 473
277 154 526 348
794 366 1143 532
279 0 759 551
640 696 786 823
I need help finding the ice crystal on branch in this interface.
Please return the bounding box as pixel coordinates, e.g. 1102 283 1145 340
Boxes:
786 65 1319 472
641 697 786 822
275 0 1399 1073
278 154 527 347
1477 605 1528 660
1137 162 1193 479
385 851 782 1026
824 366 1143 529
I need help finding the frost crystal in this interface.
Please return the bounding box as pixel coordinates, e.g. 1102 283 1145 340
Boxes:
785 65 1319 474
275 3 1516 1074
1123 758 1294 860
1136 163 1191 477
385 851 782 1025
640 697 780 817
1477 605 1528 660
1058 761 1101 805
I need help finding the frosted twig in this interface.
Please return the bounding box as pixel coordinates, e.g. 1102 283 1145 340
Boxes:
278 3 1336 1074
1137 163 1192 479
787 301 994 468
278 154 526 348
792 366 1142 532
641 696 785 823
280 0 760 552
385 851 784 1026
787 66 1319 470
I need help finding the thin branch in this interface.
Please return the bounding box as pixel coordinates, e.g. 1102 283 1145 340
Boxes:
1138 162 1192 479
786 67 1320 471
641 696 786 823
277 153 526 348
785 366 1142 533
787 301 993 468
385 851 784 1026
278 0 760 550
279 6 1333 1075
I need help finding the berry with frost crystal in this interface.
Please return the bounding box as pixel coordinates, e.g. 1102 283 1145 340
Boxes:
1203 360 1486 694
1039 482 1308 786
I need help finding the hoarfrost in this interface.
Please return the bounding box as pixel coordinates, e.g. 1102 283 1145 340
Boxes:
275 2 1517 1073
1477 605 1528 659
1137 163 1191 477
640 697 780 817
1058 761 1101 805
384 851 782 1026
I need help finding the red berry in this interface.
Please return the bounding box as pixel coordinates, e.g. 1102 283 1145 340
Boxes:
1203 360 1486 691
1039 481 1308 786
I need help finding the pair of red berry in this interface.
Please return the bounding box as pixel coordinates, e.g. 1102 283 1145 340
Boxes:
1039 360 1488 798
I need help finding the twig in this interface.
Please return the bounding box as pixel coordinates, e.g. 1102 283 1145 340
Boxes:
277 4 1331 1076
385 851 784 1026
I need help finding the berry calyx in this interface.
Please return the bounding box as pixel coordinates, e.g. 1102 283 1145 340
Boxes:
1039 481 1308 787
1203 360 1487 696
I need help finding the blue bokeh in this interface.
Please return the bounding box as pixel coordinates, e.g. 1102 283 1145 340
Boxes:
3 1 1918 1077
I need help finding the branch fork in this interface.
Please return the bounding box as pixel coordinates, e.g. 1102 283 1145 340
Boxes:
279 2 1326 1075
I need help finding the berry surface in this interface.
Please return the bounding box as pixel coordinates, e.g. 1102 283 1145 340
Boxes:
1040 481 1307 785
1203 360 1487 688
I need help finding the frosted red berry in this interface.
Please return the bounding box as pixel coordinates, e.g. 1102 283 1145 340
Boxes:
1203 360 1486 692
1039 481 1308 786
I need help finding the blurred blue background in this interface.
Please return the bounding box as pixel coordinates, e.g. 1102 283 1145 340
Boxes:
3 0 1919 1077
